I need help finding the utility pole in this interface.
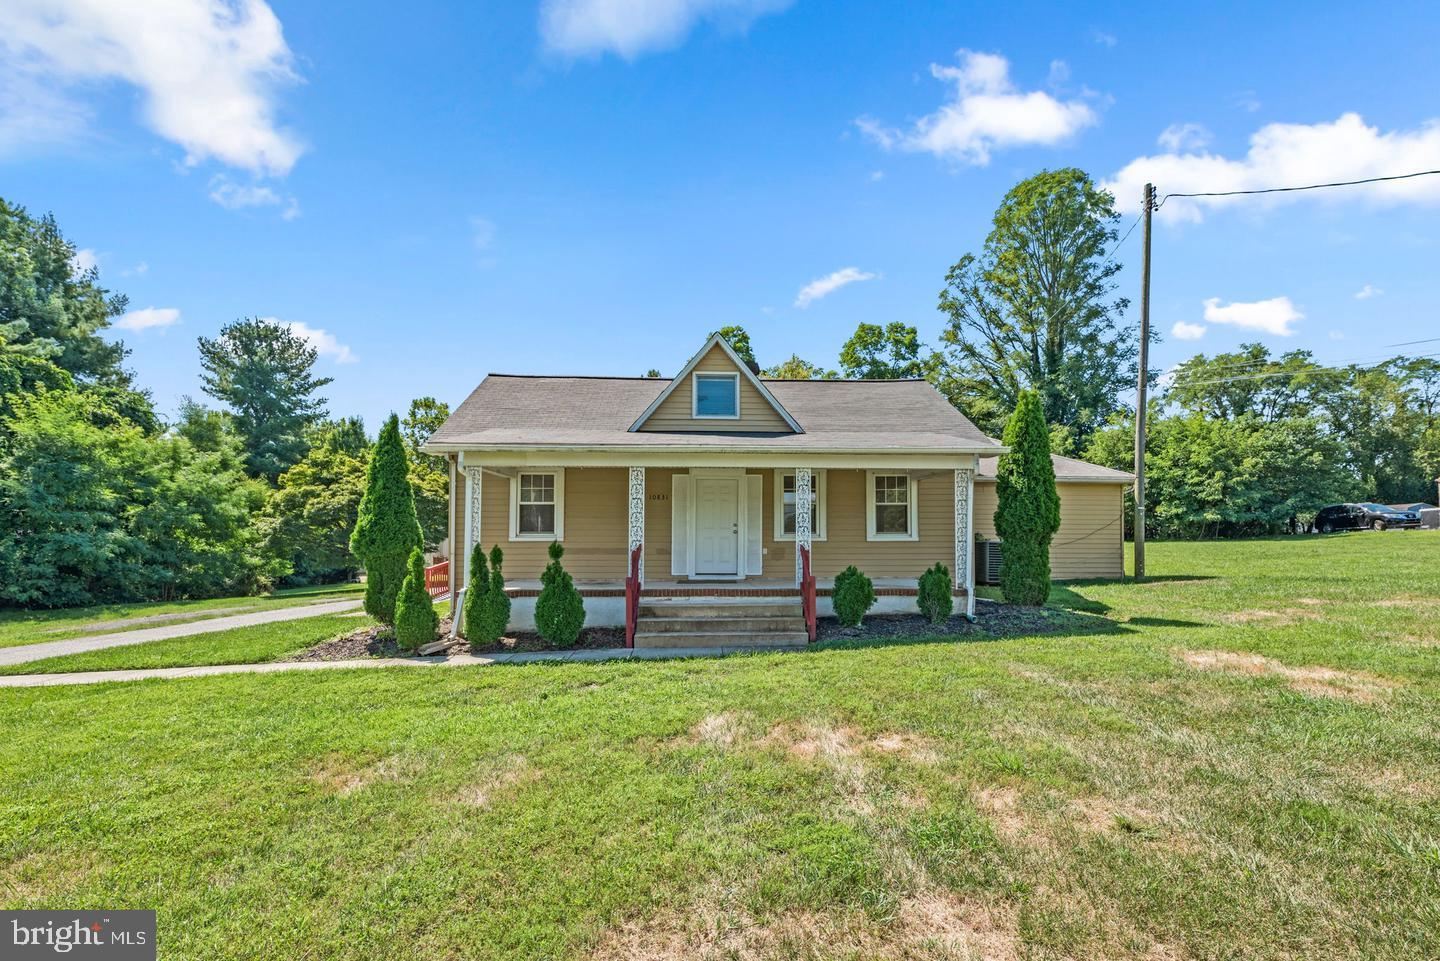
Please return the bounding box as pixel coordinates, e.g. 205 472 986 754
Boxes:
1133 182 1155 579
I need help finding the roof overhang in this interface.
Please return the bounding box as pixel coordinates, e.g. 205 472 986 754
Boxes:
445 446 1001 470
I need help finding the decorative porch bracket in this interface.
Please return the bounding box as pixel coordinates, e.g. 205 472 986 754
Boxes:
794 467 812 585
954 467 975 619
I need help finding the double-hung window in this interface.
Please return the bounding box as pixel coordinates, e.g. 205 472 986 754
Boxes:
774 470 827 541
866 472 917 541
510 470 564 540
692 372 740 419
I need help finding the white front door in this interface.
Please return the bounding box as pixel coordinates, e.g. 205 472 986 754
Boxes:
693 477 740 575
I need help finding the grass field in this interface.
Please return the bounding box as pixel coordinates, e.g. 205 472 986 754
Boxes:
0 581 364 649
1 535 1438 959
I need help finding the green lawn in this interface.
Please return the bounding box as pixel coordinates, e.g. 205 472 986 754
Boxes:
2 534 1438 959
0 581 364 649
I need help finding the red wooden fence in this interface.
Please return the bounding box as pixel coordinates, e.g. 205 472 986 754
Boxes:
424 560 449 598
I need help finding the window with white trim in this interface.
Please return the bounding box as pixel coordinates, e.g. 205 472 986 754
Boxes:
866 471 918 541
510 470 564 540
692 372 740 418
773 469 827 541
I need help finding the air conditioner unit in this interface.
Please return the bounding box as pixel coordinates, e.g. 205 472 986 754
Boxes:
975 539 1003 585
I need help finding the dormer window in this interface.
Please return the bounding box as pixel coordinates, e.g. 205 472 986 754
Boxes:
692 372 740 419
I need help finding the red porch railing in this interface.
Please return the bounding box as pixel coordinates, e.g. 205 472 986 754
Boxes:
424 560 449 598
799 545 817 642
624 545 642 648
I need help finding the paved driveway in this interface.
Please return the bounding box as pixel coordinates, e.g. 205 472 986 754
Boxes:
0 599 364 668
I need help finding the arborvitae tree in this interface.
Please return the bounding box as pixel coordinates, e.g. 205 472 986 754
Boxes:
534 541 584 646
994 390 1060 605
460 541 488 640
832 564 876 627
474 545 511 645
349 414 422 624
394 547 438 650
917 562 953 624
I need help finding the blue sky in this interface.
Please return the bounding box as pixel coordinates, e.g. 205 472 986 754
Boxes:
3 0 1439 431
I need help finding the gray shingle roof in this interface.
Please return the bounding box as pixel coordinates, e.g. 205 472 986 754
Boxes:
977 454 1134 483
427 375 1003 452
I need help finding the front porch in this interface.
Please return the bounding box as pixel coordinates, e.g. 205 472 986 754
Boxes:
449 460 978 645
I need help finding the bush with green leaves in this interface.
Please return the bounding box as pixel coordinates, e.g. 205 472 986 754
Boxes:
460 542 488 641
349 414 422 624
832 565 876 628
474 545 511 645
534 541 585 647
917 562 953 624
994 390 1060 606
393 547 438 650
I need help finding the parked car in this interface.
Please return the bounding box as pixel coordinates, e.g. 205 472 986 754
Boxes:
1313 503 1423 532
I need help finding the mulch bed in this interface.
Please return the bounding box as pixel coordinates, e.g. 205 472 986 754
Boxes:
284 616 628 661
815 598 1095 643
282 623 408 661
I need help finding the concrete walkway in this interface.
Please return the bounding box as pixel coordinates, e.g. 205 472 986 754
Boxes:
0 644 801 687
0 599 364 668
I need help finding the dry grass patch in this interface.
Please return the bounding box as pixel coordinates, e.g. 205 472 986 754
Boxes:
1221 607 1322 627
1370 595 1440 609
589 891 1020 961
0 849 100 904
458 754 537 808
308 753 423 796
691 711 746 749
1176 649 1398 704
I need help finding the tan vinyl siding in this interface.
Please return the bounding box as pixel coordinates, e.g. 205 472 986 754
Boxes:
637 343 794 433
973 481 1126 580
805 469 955 578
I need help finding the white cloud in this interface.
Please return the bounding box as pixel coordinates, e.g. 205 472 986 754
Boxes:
208 176 299 218
471 216 497 251
1047 59 1070 87
540 0 791 58
122 261 149 277
858 50 1098 166
115 306 180 332
794 267 876 308
1202 296 1302 336
1090 29 1118 47
1354 284 1382 299
869 169 885 182
70 248 99 275
1106 113 1440 222
0 0 303 176
1157 122 1211 153
269 318 357 364
1171 321 1207 340
1329 330 1346 340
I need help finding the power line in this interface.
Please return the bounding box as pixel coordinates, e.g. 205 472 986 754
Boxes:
1155 168 1440 209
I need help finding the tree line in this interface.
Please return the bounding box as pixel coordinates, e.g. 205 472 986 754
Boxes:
0 198 450 607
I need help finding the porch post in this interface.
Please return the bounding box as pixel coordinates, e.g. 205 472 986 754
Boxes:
463 464 483 572
955 466 975 619
627 467 646 584
794 467 813 585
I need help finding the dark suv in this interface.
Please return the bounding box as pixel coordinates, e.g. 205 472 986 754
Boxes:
1313 503 1422 532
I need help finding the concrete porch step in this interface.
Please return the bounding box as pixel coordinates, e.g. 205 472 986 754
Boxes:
633 630 809 649
637 615 807 634
638 599 802 618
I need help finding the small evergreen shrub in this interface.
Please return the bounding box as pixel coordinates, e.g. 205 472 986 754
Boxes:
473 545 511 645
461 542 488 641
917 562 953 624
393 547 438 650
994 390 1060 606
534 541 585 647
349 414 422 625
832 564 876 627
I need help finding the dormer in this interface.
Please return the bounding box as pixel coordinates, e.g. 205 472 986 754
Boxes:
630 334 802 434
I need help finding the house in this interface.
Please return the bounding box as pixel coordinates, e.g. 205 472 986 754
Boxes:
423 334 1133 646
